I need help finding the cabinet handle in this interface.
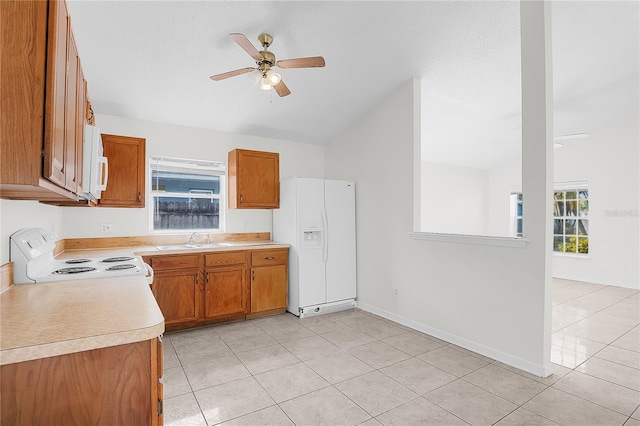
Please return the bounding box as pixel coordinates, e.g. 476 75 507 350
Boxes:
206 272 209 283
265 257 275 260
195 273 198 284
240 194 243 203
252 270 255 281
137 192 141 202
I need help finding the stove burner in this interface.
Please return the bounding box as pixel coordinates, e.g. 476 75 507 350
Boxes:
102 256 134 263
52 266 97 275
106 264 136 271
65 258 92 264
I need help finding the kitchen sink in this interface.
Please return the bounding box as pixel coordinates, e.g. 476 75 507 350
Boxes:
155 243 233 250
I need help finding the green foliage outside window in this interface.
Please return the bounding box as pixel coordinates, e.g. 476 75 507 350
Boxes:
558 236 589 254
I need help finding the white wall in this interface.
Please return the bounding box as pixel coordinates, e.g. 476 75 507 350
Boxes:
421 161 490 235
324 78 551 375
60 114 325 238
486 117 640 289
0 200 64 264
553 117 639 288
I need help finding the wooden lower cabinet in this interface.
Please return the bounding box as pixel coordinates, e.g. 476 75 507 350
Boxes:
251 265 287 312
204 266 247 318
204 251 249 319
147 248 287 329
153 269 200 325
248 248 288 318
148 254 200 327
0 337 163 426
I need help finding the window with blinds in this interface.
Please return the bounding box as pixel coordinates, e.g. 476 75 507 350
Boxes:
150 157 225 232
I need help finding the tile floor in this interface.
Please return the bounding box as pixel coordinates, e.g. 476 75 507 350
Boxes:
162 279 639 426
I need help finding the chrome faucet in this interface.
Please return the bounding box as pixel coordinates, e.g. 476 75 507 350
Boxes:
189 232 198 245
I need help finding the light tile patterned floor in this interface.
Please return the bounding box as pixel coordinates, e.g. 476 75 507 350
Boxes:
163 279 640 426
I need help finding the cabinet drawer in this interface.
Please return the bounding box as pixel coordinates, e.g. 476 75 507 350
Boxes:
251 249 288 266
205 251 247 267
150 255 200 270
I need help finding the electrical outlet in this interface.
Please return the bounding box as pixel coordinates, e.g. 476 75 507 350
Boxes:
100 223 113 233
394 288 398 297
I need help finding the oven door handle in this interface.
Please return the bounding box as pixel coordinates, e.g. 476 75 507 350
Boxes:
143 262 154 285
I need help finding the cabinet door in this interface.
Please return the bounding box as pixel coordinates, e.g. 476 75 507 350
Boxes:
152 269 199 325
63 31 79 192
99 134 146 207
251 265 287 313
73 74 87 195
43 0 70 188
228 149 279 209
204 266 247 318
0 340 155 426
153 337 163 426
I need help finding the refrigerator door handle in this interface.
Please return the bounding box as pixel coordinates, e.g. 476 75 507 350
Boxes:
322 208 328 263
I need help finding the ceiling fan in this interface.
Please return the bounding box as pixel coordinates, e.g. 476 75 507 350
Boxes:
210 33 325 97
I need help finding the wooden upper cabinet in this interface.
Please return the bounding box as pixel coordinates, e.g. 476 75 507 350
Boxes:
0 0 87 201
99 134 146 208
228 149 280 209
43 0 70 189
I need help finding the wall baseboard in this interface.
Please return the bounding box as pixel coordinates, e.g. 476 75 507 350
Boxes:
357 301 552 378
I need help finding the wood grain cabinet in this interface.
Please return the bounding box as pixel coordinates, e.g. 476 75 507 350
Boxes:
204 251 249 319
0 0 88 201
228 149 280 209
248 248 288 317
146 248 288 330
1 337 163 426
148 254 201 327
99 134 146 207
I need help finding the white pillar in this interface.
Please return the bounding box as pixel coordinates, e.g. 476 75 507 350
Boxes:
520 0 554 376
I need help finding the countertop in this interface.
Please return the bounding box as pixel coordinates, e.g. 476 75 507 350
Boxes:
1 241 289 366
0 275 164 365
56 241 290 259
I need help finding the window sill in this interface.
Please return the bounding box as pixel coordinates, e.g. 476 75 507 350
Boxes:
410 232 529 248
553 252 590 259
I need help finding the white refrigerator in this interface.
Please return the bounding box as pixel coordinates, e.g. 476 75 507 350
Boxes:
273 178 357 317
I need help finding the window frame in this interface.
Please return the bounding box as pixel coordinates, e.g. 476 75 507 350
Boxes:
510 181 589 255
552 183 589 255
149 156 226 234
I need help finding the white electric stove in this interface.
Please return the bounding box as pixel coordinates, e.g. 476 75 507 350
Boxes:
10 228 151 284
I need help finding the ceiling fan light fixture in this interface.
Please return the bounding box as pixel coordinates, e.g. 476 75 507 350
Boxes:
259 76 272 91
266 69 281 85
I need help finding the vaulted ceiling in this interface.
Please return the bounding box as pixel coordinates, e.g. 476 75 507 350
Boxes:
67 1 639 169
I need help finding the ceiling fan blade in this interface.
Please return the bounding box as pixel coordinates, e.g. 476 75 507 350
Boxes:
276 56 325 69
273 80 291 97
210 67 255 81
229 33 263 61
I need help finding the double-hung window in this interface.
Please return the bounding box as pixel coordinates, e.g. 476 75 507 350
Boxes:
553 182 589 254
510 181 589 254
150 157 225 232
